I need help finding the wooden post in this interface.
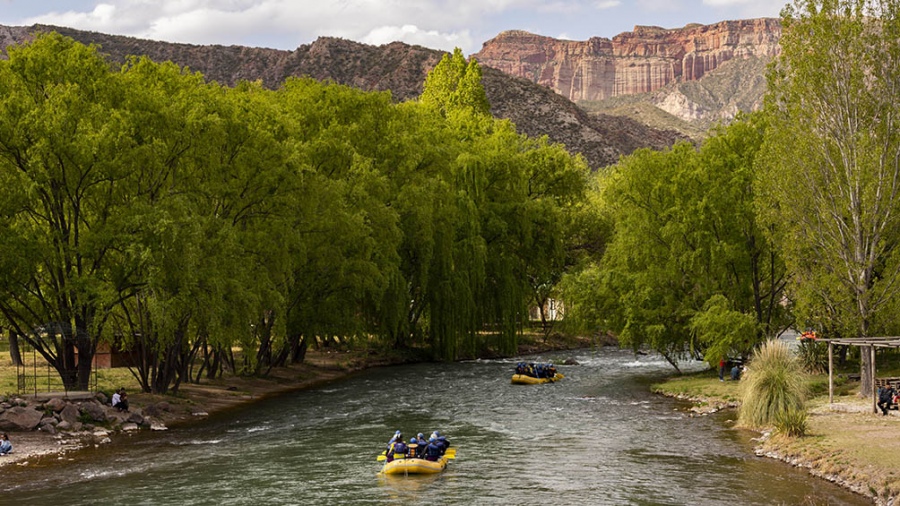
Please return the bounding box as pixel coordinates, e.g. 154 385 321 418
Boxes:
872 346 878 414
828 341 834 404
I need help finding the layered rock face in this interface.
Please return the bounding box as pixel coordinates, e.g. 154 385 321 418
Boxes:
472 19 781 102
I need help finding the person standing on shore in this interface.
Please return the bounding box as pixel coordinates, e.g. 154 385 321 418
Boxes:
0 433 11 455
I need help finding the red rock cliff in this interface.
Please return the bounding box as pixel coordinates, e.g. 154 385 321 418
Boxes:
472 18 781 102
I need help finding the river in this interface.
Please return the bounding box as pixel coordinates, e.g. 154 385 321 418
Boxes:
5 346 868 505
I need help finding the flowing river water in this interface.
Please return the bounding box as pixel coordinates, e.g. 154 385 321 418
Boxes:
5 347 869 505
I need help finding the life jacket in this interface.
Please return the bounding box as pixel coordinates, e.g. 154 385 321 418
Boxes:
387 441 407 461
423 442 442 461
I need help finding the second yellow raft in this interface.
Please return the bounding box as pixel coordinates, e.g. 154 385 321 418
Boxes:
511 373 565 384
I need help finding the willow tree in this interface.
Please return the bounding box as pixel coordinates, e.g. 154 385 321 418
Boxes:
758 0 900 394
0 33 144 390
418 47 590 358
276 78 405 361
567 114 786 371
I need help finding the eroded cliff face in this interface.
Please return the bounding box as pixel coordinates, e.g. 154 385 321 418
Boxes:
472 18 781 103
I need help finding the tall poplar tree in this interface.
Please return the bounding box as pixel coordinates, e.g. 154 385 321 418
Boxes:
758 0 900 394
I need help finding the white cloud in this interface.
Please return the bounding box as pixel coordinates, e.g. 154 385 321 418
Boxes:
362 24 473 52
594 0 621 9
19 1 499 52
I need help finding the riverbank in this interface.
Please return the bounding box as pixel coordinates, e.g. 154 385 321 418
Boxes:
654 371 900 505
0 335 593 469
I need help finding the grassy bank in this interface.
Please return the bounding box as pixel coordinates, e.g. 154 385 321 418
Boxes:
653 367 900 504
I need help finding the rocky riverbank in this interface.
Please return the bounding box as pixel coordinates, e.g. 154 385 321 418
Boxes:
0 349 382 468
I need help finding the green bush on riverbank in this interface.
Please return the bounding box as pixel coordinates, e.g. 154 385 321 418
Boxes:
738 340 807 430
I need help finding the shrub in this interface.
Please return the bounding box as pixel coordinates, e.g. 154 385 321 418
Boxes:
738 339 808 429
796 339 828 374
774 407 808 437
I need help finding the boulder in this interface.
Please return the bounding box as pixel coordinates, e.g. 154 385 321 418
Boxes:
125 412 144 425
44 398 67 412
143 403 166 418
60 403 81 425
80 401 107 423
0 406 44 431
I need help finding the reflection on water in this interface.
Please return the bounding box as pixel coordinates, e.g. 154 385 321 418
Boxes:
5 347 870 505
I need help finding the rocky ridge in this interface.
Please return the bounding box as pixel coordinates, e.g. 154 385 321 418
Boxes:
0 24 686 170
472 19 781 102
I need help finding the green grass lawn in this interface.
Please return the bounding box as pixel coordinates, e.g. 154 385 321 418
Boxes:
0 351 140 398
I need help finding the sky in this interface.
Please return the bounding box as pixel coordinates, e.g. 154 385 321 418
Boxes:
0 0 790 56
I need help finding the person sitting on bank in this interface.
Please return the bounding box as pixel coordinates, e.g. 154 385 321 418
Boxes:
0 433 11 455
878 385 897 416
112 388 130 412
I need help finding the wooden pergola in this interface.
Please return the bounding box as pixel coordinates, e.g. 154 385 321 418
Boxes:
817 337 900 413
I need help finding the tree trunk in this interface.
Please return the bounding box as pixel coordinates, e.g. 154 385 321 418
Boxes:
8 329 21 366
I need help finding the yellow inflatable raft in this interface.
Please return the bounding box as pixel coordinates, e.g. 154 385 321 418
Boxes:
378 447 456 475
381 455 450 475
511 373 565 384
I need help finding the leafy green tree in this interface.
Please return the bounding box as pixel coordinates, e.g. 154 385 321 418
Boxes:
0 33 143 390
421 48 490 118
276 78 404 361
568 114 786 371
758 0 900 394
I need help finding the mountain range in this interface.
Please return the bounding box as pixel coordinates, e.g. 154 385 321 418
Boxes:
0 19 782 170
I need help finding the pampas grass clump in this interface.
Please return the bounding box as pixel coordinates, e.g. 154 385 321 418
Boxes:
774 407 808 437
738 339 808 430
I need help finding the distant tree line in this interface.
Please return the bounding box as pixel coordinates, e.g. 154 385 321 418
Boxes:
0 37 592 394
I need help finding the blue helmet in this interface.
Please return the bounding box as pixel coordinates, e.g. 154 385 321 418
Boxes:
417 433 424 439
429 437 436 442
